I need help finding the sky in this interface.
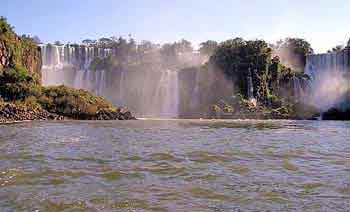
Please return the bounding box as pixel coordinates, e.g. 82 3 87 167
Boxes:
1 0 349 53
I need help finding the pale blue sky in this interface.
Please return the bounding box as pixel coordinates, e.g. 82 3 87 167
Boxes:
1 0 349 53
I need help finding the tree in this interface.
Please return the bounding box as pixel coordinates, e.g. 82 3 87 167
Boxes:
54 41 63 46
174 39 193 54
160 43 177 65
0 16 14 33
82 39 95 46
98 37 113 48
328 45 344 53
127 37 137 58
210 38 272 101
199 40 218 56
138 40 157 54
30 36 42 44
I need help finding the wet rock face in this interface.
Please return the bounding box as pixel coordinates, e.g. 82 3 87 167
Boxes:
21 45 42 81
0 40 11 69
0 36 42 83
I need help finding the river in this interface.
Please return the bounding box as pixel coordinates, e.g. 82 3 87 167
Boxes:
0 119 349 211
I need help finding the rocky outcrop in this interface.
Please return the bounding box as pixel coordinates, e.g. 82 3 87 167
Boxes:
0 20 42 81
96 108 136 120
0 38 42 81
322 108 350 120
0 103 64 123
0 103 135 123
0 40 11 68
20 43 42 80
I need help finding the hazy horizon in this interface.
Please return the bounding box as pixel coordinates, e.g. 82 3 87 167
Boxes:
2 0 350 53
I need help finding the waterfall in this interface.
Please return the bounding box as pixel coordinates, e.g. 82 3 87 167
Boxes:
97 70 106 96
292 76 303 100
41 44 182 117
190 70 201 109
73 70 85 89
305 50 350 111
246 68 257 106
119 70 125 105
154 70 179 118
41 44 111 89
247 68 254 99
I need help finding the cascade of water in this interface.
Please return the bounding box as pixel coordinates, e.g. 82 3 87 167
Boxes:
247 69 253 99
292 77 304 100
41 44 186 117
190 70 201 109
247 68 255 102
119 70 125 105
96 70 106 96
305 50 350 111
153 70 179 118
73 70 84 89
170 70 180 117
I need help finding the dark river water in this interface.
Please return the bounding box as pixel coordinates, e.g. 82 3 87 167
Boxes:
0 119 349 211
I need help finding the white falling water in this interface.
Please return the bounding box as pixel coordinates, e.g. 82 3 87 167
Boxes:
97 70 106 96
292 76 303 100
154 69 179 118
118 70 125 105
247 68 254 99
190 70 201 109
41 44 111 88
73 70 85 89
247 68 256 106
305 51 350 111
41 44 181 118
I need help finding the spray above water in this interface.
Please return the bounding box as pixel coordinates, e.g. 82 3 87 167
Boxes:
40 44 209 118
305 52 350 112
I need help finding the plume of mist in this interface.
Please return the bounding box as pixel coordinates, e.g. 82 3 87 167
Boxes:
272 47 304 72
307 70 349 112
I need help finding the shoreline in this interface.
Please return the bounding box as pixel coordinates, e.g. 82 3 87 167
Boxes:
2 117 350 125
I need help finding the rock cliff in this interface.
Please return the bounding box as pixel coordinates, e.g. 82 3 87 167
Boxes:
0 18 42 81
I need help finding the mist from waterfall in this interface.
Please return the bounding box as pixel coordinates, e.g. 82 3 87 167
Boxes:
40 44 195 118
305 52 350 112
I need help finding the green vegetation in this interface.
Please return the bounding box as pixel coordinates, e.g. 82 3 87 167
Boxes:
82 36 197 71
0 65 121 120
0 16 42 81
206 37 318 119
40 85 116 118
210 38 272 102
0 66 41 101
